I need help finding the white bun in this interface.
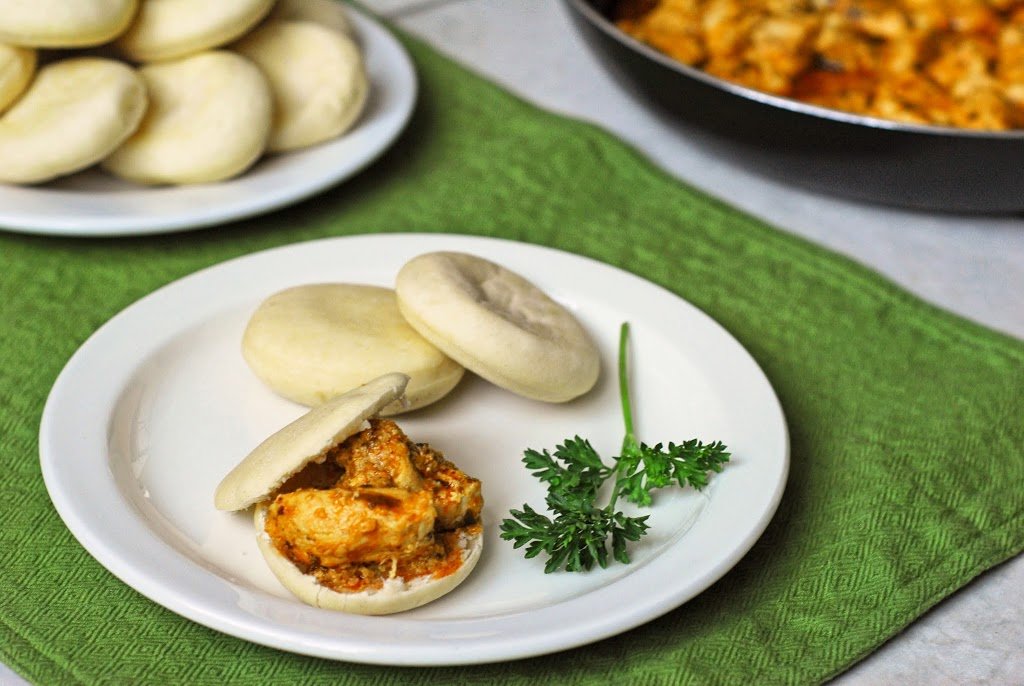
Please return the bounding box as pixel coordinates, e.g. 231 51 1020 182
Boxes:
241 284 463 414
102 50 272 185
266 0 353 35
214 372 409 511
395 251 600 402
0 0 137 48
0 57 147 184
254 502 482 615
116 0 275 62
233 20 368 152
0 43 35 113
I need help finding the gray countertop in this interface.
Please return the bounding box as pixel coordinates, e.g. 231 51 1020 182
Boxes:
3 2 1021 684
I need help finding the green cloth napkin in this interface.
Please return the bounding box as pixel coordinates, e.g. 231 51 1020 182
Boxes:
2 22 1022 686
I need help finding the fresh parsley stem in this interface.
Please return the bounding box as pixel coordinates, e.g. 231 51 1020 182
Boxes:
608 322 636 512
619 322 636 449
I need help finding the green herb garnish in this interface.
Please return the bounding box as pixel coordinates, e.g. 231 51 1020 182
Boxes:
499 322 730 573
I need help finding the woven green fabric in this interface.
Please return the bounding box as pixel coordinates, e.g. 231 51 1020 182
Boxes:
2 24 1023 686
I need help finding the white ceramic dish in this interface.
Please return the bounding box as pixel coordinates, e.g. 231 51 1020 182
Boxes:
40 234 788 665
0 8 415 237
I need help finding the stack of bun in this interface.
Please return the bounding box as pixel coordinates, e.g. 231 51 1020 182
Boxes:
241 251 602 414
0 0 368 185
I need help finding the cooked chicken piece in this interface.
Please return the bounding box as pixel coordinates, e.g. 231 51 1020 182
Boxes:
265 487 435 568
745 16 818 93
815 20 884 74
947 1 1000 32
997 17 1024 85
411 443 484 530
618 0 707 64
949 85 1020 128
927 34 995 89
331 418 422 491
999 10 1024 107
702 0 751 57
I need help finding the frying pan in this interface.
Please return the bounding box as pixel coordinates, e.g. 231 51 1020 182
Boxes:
564 0 1024 213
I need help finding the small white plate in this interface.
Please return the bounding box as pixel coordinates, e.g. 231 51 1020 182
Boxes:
0 8 415 237
40 234 788 665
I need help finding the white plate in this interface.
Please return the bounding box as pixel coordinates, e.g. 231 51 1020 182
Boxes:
40 234 788 665
0 8 415 237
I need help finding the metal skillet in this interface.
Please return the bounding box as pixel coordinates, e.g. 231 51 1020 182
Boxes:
564 0 1024 213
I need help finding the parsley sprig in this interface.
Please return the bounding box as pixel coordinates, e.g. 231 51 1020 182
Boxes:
499 322 730 573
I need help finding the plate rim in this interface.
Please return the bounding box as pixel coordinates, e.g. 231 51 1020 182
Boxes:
0 7 417 238
39 233 789 666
